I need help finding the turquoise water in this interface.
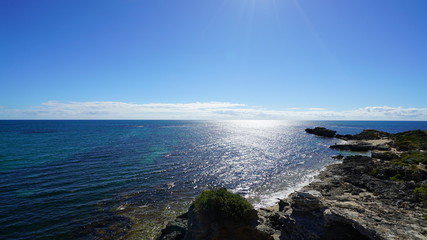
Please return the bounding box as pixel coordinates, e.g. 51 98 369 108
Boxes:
1 120 426 239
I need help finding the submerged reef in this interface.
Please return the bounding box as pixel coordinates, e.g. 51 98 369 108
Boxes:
158 128 427 240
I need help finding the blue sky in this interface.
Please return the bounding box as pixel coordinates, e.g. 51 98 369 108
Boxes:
1 0 426 120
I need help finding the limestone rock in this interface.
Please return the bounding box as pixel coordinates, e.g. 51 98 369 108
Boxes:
158 213 188 240
305 127 337 138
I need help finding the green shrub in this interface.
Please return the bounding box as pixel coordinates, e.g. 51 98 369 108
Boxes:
392 151 427 167
400 152 427 164
370 168 380 175
193 188 254 224
392 130 427 151
391 159 409 167
390 173 403 181
414 184 427 203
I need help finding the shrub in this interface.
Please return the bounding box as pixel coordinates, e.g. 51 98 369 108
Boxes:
392 151 427 167
193 188 254 224
414 184 427 203
393 130 427 151
400 152 427 165
370 168 380 176
390 173 403 181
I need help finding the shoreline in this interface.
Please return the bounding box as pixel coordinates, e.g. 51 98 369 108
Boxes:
251 167 328 210
158 127 427 240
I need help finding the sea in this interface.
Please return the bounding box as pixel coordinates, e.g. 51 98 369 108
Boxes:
1 120 426 240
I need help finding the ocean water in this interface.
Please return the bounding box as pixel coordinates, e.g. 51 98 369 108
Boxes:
1 120 426 240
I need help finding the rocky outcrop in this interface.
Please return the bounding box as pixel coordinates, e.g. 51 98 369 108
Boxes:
305 127 337 138
332 154 344 160
258 192 374 240
258 155 427 240
158 213 188 240
184 205 271 240
329 142 390 152
329 143 376 151
305 127 390 140
158 189 272 240
336 129 391 140
371 151 398 160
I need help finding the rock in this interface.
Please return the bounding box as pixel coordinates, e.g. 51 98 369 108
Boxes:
330 140 391 151
375 144 390 151
278 198 289 212
258 154 427 240
289 191 323 212
330 144 375 151
335 134 354 140
351 129 390 140
371 151 398 160
160 231 185 240
185 206 272 240
305 127 337 138
269 200 373 240
158 213 188 240
336 130 391 141
332 154 344 160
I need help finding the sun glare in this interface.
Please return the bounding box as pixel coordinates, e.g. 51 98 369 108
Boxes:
225 120 286 129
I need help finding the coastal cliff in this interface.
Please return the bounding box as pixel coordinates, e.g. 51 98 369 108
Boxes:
158 128 427 240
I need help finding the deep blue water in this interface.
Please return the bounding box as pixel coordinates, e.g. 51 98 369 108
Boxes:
1 120 426 240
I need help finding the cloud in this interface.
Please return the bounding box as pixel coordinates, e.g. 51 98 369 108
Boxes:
345 106 427 119
0 101 426 120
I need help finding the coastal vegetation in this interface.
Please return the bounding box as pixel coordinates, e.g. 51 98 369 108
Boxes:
193 188 254 224
389 173 403 181
414 184 427 203
392 130 427 151
392 151 427 166
178 188 271 240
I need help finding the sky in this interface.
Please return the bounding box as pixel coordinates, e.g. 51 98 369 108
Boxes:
1 0 426 120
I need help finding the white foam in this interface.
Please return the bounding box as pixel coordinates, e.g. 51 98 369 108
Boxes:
250 168 323 209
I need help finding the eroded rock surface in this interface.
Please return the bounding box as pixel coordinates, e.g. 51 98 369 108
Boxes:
258 155 427 240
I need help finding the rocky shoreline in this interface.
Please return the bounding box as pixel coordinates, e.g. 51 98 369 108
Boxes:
158 128 427 240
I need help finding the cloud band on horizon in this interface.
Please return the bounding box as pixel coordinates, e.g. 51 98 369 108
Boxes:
0 101 426 120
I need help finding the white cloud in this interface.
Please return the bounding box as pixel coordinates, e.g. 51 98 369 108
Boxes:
307 108 328 111
0 101 426 120
344 106 427 120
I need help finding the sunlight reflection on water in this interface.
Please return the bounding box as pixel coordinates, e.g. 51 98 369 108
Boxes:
0 120 342 240
192 120 335 207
